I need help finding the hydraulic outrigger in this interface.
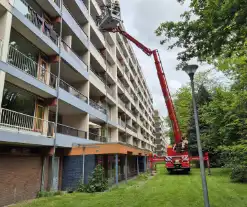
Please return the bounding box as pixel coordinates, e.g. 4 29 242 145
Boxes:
97 1 190 173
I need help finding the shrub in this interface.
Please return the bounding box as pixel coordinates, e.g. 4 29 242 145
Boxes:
230 166 247 183
78 165 108 193
77 177 86 192
137 172 150 181
219 141 247 183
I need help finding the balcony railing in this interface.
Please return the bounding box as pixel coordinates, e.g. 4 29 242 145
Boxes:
117 79 125 90
117 41 126 58
106 85 115 98
119 137 127 143
118 118 126 128
126 124 137 133
90 68 106 84
118 98 125 108
90 15 104 38
54 0 61 7
89 99 107 114
57 124 87 138
89 132 108 142
60 79 88 102
105 41 114 56
117 59 124 72
14 0 59 45
0 108 55 137
8 45 57 89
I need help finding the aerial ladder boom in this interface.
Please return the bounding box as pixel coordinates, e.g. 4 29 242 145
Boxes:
104 26 183 147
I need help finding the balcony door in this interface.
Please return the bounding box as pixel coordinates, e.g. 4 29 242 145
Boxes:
34 103 44 133
38 56 48 84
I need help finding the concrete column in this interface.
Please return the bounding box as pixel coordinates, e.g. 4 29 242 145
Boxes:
115 154 118 185
81 51 90 70
63 35 72 48
83 22 90 38
137 156 139 175
111 104 117 123
113 84 117 100
137 140 142 149
0 11 12 110
82 153 85 184
125 154 127 182
73 81 89 100
0 10 12 62
128 136 133 145
41 156 47 191
144 156 147 172
43 106 50 136
112 63 117 80
0 71 6 109
111 128 118 142
127 102 131 111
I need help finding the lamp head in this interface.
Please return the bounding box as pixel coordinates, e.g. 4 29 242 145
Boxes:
183 64 198 78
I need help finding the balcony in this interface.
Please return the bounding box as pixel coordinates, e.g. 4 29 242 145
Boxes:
62 4 88 45
57 124 87 138
126 124 137 133
89 132 108 142
61 40 88 72
118 118 126 128
117 79 125 91
90 42 106 67
118 98 126 109
117 59 125 73
60 79 88 103
13 0 59 46
106 85 115 98
90 68 105 85
7 45 57 89
117 41 127 59
105 41 114 57
89 99 107 114
90 15 104 43
0 108 55 137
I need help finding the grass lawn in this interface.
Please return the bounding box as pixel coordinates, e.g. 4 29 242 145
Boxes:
16 166 247 207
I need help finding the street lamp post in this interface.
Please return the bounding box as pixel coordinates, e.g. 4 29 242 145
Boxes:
183 65 210 207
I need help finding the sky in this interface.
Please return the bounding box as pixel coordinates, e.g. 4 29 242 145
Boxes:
119 0 192 117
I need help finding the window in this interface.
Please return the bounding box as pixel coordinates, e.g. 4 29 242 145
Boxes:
2 82 36 116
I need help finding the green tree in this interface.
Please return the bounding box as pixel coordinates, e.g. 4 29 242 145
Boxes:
156 0 247 181
173 86 192 135
155 0 247 70
187 85 211 156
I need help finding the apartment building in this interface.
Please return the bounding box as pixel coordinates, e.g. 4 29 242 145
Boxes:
154 110 169 156
0 0 156 206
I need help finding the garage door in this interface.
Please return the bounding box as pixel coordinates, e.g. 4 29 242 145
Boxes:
0 156 42 207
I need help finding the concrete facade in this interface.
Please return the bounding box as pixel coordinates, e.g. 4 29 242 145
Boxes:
0 0 155 205
154 110 169 156
0 0 156 152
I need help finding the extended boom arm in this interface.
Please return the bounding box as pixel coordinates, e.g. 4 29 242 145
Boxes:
110 27 182 145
